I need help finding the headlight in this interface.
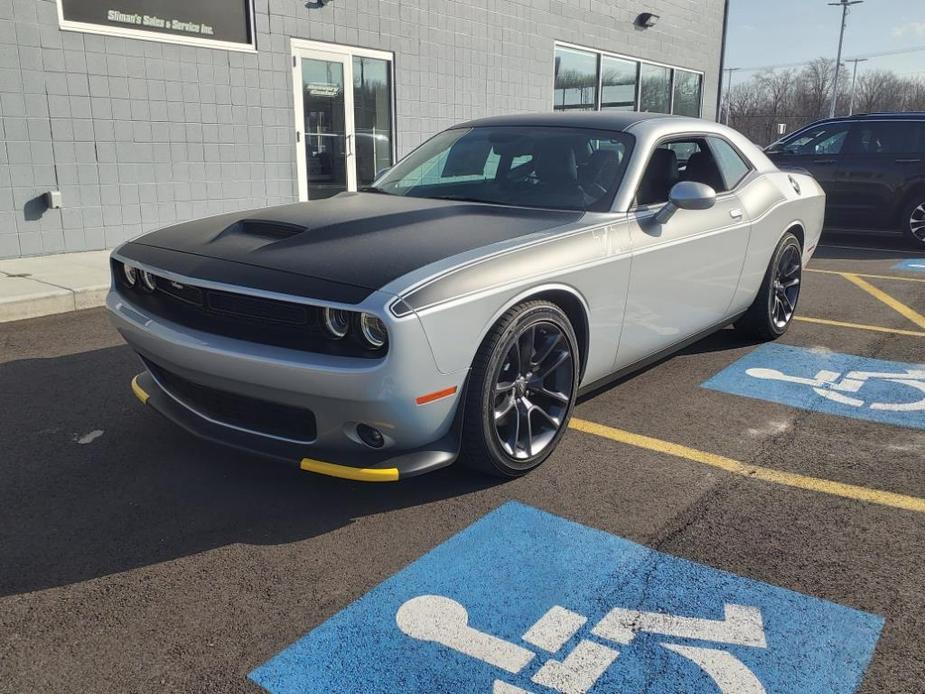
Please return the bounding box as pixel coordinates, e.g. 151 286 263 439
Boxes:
359 313 387 348
322 307 351 339
139 270 157 293
122 263 138 287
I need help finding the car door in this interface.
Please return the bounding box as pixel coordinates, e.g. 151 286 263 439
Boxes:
835 120 922 230
767 121 852 226
618 137 751 369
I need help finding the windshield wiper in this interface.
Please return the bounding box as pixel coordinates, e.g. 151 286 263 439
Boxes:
359 185 393 195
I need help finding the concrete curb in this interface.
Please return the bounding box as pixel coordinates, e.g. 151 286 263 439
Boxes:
0 251 110 323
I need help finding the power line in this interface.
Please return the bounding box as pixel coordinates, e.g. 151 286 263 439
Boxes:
735 44 925 73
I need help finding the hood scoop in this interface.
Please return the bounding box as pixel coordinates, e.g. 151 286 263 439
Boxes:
221 219 308 240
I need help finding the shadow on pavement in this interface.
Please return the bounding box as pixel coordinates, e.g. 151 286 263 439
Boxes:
815 230 925 260
0 344 499 597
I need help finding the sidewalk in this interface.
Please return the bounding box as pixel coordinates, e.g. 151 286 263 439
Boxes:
0 250 111 323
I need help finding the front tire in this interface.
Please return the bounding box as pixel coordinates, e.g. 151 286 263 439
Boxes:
735 232 803 340
460 301 579 478
900 195 925 248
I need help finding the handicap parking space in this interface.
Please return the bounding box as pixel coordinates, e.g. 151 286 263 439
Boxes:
892 258 925 273
251 503 882 694
2 239 925 694
703 344 925 431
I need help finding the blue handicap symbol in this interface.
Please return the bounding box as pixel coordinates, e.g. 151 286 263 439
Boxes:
892 259 925 272
702 344 925 430
250 502 882 694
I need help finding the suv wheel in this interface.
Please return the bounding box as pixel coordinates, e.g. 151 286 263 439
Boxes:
901 195 925 247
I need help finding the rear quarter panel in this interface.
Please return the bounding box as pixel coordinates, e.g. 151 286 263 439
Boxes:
731 172 824 314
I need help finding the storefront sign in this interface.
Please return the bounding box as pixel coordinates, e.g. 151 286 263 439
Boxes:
57 0 255 51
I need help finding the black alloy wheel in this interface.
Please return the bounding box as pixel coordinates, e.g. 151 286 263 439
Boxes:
770 243 802 330
735 232 802 340
461 301 579 477
492 320 574 462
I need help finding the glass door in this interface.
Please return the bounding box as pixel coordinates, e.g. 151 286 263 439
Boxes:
297 52 352 200
292 42 394 201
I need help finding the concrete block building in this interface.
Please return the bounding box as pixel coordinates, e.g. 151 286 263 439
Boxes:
0 0 728 259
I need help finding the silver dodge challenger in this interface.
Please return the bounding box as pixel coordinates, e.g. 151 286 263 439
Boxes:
108 112 824 481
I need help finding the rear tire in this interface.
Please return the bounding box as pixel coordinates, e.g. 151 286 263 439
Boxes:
900 195 925 248
735 232 803 340
460 301 579 478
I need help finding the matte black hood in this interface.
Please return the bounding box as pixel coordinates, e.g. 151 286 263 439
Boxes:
125 193 582 301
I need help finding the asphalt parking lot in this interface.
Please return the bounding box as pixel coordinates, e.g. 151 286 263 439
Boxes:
2 232 924 694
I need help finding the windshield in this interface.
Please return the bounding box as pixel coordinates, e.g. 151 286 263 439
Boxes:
767 123 851 156
371 126 634 212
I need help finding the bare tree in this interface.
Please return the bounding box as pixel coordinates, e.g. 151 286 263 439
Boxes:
798 58 836 121
726 58 925 145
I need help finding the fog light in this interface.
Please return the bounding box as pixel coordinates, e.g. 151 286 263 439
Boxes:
357 423 384 448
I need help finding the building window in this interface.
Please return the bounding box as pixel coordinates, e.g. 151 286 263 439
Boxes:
553 43 702 117
601 56 638 111
554 47 599 111
639 63 671 114
672 70 703 117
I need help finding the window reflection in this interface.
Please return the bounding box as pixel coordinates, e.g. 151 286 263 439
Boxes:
554 47 598 111
672 70 702 117
639 63 671 113
302 58 347 199
601 57 637 111
353 56 392 187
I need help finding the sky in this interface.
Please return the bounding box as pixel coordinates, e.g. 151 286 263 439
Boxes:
726 0 925 81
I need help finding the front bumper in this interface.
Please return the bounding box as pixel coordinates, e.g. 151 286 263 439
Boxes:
109 289 467 481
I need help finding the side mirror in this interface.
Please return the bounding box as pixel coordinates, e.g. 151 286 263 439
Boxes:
655 181 717 224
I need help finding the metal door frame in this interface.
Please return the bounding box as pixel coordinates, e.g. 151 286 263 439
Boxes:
291 39 395 201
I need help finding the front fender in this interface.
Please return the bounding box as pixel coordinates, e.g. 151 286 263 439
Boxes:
413 282 591 376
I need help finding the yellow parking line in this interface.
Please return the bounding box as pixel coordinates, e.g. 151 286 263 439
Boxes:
793 316 925 338
569 418 925 514
806 268 925 284
840 272 925 331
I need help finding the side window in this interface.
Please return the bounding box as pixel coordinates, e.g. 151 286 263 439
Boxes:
667 141 700 166
636 142 682 206
708 137 751 190
779 123 850 156
847 122 920 155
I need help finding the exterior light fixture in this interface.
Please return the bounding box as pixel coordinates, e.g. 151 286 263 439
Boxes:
635 12 660 28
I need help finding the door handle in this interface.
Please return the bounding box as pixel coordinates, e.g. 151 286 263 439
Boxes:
896 158 921 164
729 208 743 219
812 159 836 165
345 134 353 157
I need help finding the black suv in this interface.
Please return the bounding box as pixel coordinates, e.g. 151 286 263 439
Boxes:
765 113 925 247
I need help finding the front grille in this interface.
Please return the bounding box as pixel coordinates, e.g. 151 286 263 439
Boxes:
112 260 385 358
144 358 317 442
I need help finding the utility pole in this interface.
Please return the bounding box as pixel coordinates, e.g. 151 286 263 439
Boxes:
722 66 740 125
828 0 863 118
846 57 868 115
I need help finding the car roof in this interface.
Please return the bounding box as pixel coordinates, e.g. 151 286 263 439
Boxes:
806 112 925 125
453 111 678 131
